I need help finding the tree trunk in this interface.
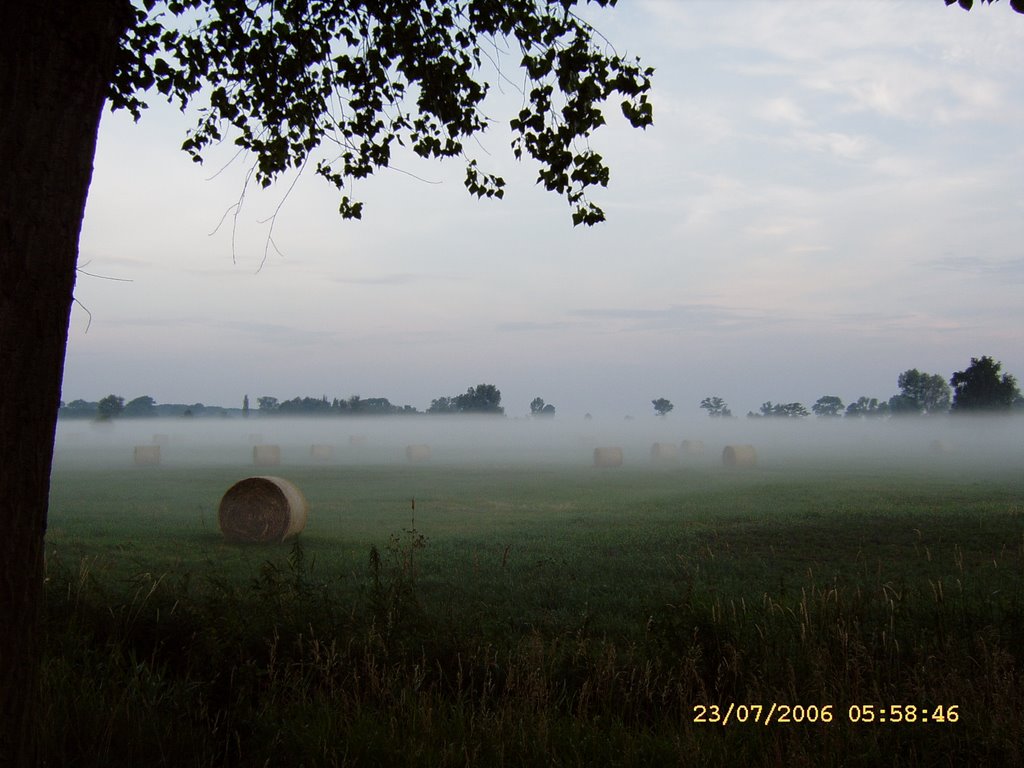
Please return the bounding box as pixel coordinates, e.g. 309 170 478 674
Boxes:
0 3 130 765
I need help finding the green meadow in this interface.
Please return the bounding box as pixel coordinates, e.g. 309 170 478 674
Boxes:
43 455 1024 766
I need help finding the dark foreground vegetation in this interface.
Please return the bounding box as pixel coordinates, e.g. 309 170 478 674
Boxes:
42 463 1024 766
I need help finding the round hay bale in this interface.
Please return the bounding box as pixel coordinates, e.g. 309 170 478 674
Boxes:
253 444 281 467
133 445 161 466
681 439 705 456
650 442 679 464
594 447 623 467
722 444 757 468
218 476 308 543
310 443 334 461
406 444 432 463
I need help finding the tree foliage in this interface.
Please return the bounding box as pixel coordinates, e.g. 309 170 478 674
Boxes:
257 396 279 412
456 383 504 414
123 395 158 417
428 384 504 414
950 356 1020 413
651 397 673 417
812 395 844 418
530 397 556 417
96 394 125 420
751 401 808 419
113 0 654 226
946 0 1024 13
699 396 731 418
427 396 457 414
893 369 951 415
844 396 887 418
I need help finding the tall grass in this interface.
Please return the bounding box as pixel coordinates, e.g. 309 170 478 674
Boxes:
40 464 1024 766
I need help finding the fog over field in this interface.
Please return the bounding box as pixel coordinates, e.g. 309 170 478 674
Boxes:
53 414 1024 474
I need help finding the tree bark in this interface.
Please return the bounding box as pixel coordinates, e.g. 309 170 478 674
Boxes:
0 3 130 765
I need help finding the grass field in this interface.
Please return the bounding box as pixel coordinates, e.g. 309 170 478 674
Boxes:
42 429 1024 766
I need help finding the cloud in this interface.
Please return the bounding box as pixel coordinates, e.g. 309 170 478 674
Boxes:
928 256 1024 283
756 97 809 127
331 272 459 286
496 320 581 333
567 303 781 333
105 316 340 347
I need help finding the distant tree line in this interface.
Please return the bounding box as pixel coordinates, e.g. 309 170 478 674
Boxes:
695 356 1022 420
253 394 419 416
58 357 1020 424
427 384 505 415
58 396 235 420
57 383 524 420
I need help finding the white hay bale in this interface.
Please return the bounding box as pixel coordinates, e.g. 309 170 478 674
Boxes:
310 444 334 461
133 445 161 466
594 447 623 467
681 440 705 456
406 444 432 463
218 476 308 543
253 444 281 467
650 442 679 464
722 444 757 468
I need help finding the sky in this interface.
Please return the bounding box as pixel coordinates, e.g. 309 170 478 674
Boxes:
66 0 1024 420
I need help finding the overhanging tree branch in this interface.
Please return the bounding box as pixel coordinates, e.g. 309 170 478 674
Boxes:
112 0 656 227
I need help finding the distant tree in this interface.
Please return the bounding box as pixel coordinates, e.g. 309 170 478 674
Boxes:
699 396 732 418
887 394 919 415
277 396 332 415
123 395 157 418
530 397 555 417
652 398 674 417
427 397 457 414
752 401 808 418
845 396 886 418
893 369 951 415
360 397 398 415
95 394 124 421
812 396 844 418
257 396 279 413
60 399 97 419
242 395 250 418
950 356 1021 413
456 384 504 415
